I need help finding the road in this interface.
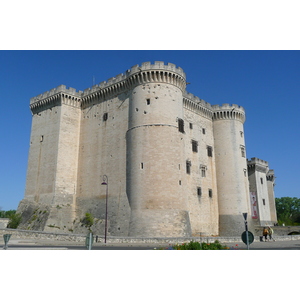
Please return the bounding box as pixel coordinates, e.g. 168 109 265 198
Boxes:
2 238 300 250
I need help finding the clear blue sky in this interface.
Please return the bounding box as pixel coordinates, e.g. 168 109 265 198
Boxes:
0 50 299 210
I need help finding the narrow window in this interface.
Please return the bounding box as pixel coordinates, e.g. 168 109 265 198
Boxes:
207 146 213 157
243 169 247 177
200 165 206 177
197 187 202 197
262 199 265 205
103 113 108 121
240 131 243 137
40 135 44 143
261 178 263 184
146 99 150 105
186 160 191 174
178 118 184 133
189 123 193 129
209 189 213 198
202 128 206 134
192 140 198 153
240 145 245 157
141 163 144 169
179 180 182 185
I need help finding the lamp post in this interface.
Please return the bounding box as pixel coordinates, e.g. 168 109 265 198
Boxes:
101 175 108 243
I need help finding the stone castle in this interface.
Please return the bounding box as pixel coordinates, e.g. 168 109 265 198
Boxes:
17 61 277 237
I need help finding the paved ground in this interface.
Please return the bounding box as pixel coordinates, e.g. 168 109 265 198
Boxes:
1 236 300 250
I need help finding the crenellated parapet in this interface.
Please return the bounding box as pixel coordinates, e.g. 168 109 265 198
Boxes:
266 169 275 182
247 157 269 173
30 85 83 114
81 61 186 109
183 91 214 120
212 104 246 123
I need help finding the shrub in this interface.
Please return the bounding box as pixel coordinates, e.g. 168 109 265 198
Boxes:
168 240 227 250
7 213 22 229
81 213 94 230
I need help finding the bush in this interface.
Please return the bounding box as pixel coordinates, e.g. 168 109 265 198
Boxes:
81 213 94 230
7 213 22 229
165 240 228 250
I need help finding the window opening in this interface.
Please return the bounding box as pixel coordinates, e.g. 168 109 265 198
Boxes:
200 165 207 177
178 118 184 133
192 140 198 153
186 160 191 174
207 146 213 157
197 187 202 197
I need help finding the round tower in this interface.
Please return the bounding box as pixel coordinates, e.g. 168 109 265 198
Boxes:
212 104 254 236
126 61 192 237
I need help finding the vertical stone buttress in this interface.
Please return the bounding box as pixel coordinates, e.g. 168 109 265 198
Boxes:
212 104 254 236
126 62 192 237
266 169 277 224
21 85 81 231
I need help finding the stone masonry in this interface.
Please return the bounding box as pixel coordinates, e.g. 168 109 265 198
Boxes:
17 61 277 237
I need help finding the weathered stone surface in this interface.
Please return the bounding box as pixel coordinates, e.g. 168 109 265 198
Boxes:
17 61 277 237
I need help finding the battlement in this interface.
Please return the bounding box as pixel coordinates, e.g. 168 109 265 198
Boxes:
212 103 246 123
82 61 186 97
30 85 83 114
183 91 214 119
247 157 269 166
30 85 83 104
127 61 186 78
247 157 269 173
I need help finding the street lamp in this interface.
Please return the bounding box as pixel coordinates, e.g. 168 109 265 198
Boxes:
101 175 108 243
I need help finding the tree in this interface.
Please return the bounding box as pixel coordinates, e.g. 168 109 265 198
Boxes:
275 197 300 225
0 210 16 218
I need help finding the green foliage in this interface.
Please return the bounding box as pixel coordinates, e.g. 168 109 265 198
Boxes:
81 213 94 230
166 240 228 250
6 213 22 229
0 210 17 218
275 197 300 226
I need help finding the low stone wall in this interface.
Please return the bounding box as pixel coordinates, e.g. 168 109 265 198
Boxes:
0 219 9 229
1 228 300 244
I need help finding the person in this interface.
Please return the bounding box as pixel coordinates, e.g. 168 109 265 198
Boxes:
263 227 268 241
268 226 275 241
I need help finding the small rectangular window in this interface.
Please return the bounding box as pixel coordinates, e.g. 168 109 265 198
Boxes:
240 145 245 157
197 187 202 197
186 160 191 174
200 165 206 177
262 199 265 205
261 178 263 184
103 113 108 121
40 135 44 142
192 140 198 153
178 118 184 133
202 128 206 134
209 189 213 198
146 99 150 105
189 123 193 129
207 146 213 157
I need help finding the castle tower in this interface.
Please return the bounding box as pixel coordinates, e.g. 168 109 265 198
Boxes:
212 104 253 235
247 158 277 226
266 169 277 224
125 62 192 237
18 85 82 231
